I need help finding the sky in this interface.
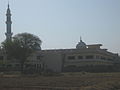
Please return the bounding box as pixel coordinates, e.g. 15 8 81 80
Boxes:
0 0 120 54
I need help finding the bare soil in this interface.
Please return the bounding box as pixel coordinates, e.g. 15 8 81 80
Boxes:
0 72 120 90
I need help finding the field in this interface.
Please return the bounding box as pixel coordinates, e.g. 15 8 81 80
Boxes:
0 72 120 90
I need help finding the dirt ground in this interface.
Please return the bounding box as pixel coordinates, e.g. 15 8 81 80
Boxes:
0 72 120 90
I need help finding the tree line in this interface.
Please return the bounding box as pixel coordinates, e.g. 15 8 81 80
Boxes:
0 33 42 73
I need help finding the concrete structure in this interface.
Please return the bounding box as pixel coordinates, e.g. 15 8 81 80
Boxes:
36 40 120 72
0 4 120 72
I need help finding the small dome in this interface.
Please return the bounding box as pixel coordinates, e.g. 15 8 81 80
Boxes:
76 37 86 49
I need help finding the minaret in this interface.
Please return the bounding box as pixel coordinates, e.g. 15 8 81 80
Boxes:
5 3 13 40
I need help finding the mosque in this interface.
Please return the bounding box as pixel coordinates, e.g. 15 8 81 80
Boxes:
0 4 120 72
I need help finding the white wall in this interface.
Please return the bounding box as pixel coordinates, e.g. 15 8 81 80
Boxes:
42 51 62 72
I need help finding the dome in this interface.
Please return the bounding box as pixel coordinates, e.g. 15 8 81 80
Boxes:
76 37 86 49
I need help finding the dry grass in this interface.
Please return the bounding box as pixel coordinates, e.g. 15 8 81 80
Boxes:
0 72 120 90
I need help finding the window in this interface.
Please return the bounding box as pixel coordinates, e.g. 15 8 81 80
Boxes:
101 57 106 60
68 56 75 60
36 64 41 68
86 55 94 59
7 64 12 67
7 56 10 60
96 56 99 59
15 64 20 67
0 56 3 60
108 58 113 61
37 56 41 60
78 56 83 59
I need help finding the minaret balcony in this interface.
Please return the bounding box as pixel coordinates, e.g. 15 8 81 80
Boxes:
6 21 12 24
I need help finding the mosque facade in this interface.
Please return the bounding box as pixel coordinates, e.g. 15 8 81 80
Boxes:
36 39 120 72
0 4 120 72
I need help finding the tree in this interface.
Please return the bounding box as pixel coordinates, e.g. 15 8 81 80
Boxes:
2 33 42 73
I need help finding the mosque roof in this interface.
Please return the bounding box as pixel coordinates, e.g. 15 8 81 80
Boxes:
76 37 86 49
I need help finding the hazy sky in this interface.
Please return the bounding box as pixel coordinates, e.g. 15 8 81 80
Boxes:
0 0 120 54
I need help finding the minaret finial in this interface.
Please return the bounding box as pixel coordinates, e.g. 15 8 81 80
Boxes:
80 36 82 42
8 0 9 8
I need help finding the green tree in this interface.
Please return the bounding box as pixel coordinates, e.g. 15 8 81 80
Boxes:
2 33 42 73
